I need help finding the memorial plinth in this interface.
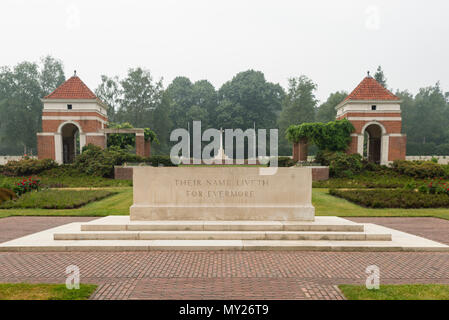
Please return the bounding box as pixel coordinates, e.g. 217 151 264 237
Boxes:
130 167 315 221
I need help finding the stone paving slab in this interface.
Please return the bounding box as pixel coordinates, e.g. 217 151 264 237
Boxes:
0 216 447 252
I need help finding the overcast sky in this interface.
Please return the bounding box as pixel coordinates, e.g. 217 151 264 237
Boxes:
1 0 448 102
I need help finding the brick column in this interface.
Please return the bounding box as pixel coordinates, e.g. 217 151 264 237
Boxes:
135 134 145 157
144 140 151 158
292 139 308 162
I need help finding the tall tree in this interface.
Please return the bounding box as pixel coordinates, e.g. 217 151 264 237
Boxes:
118 68 163 128
216 70 284 129
39 56 65 96
278 76 317 155
316 91 347 123
374 65 387 88
95 75 121 121
166 76 195 129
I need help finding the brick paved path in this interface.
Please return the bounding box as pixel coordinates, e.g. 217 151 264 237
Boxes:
0 217 448 300
348 217 449 245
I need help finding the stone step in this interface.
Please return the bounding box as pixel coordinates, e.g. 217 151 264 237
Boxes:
54 231 390 241
80 221 365 232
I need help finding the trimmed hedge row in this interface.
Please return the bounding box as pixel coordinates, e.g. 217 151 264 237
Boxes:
329 188 449 209
1 159 58 176
391 160 449 179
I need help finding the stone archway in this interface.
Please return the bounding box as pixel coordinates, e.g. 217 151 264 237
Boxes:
59 122 81 164
363 123 384 164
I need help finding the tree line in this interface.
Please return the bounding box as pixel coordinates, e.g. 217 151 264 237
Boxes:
1 57 448 156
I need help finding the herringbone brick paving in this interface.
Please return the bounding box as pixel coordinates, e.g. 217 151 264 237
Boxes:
0 217 448 300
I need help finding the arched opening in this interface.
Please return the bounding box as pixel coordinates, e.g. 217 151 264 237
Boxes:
363 123 382 164
61 123 80 164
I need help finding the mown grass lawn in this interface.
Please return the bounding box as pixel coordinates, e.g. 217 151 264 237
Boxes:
313 188 449 220
339 284 449 300
0 283 97 300
0 187 448 220
0 187 132 218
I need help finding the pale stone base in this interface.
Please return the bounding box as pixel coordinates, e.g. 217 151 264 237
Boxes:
130 205 315 221
0 216 448 252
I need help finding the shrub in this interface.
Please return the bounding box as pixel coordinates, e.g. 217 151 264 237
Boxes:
286 119 354 152
2 159 58 176
144 155 178 167
0 188 16 204
316 151 363 178
418 178 449 195
268 157 297 167
329 189 449 208
391 160 447 179
74 144 145 177
12 177 41 196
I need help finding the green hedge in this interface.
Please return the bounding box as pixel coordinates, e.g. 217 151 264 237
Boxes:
1 159 58 176
316 151 363 178
0 189 115 209
268 157 297 167
391 160 448 179
329 188 449 208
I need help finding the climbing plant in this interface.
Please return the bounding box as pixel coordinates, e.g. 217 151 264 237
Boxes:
286 119 354 152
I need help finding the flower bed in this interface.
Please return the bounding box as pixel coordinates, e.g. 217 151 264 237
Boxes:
329 188 449 209
13 177 41 196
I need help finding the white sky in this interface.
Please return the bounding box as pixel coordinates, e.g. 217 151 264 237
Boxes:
1 0 448 102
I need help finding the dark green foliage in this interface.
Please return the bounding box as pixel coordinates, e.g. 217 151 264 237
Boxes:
0 189 115 209
74 144 177 177
286 119 354 152
144 155 178 167
268 157 297 167
2 158 58 176
391 160 447 179
74 144 144 178
315 150 363 178
329 189 449 209
313 170 422 189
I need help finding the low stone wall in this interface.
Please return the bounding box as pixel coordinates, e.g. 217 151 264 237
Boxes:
406 156 449 164
114 166 134 180
115 165 330 181
310 166 329 181
0 156 37 165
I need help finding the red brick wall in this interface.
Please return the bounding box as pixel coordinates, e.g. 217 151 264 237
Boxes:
37 135 55 160
86 135 106 149
346 136 358 154
348 120 402 134
389 136 407 161
42 111 108 122
42 119 104 133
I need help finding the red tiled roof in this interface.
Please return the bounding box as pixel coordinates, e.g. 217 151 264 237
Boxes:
344 76 399 101
44 75 97 100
